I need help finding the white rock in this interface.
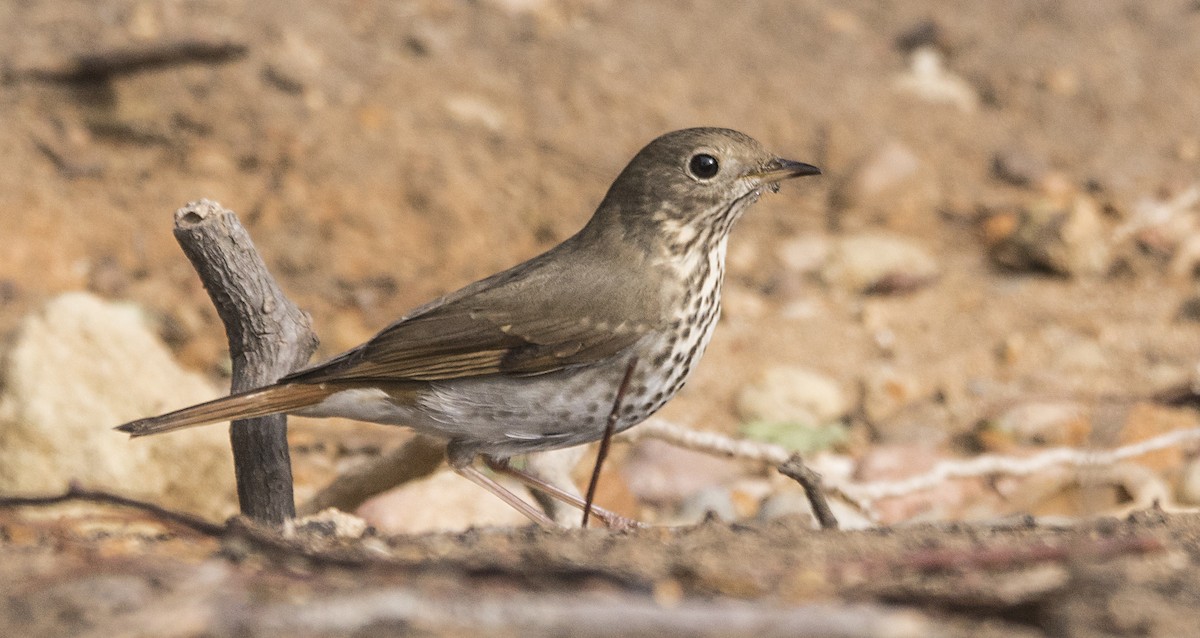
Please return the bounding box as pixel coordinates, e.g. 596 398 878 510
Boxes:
1056 196 1113 276
756 491 814 522
444 95 507 133
0 292 236 519
776 234 831 275
894 46 978 112
356 469 532 533
523 446 586 527
288 508 371 539
989 195 1112 277
989 401 1089 447
485 0 550 15
821 233 939 293
736 365 848 426
1177 457 1200 505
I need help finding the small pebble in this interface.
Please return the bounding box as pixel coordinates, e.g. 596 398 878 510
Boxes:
893 46 978 112
1177 296 1200 322
983 401 1091 449
986 195 1111 277
991 148 1049 187
736 365 848 426
821 233 939 294
1176 457 1200 505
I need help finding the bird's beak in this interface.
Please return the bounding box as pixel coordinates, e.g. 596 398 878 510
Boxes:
753 158 822 183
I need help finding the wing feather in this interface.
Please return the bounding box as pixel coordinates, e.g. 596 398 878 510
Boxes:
284 238 662 384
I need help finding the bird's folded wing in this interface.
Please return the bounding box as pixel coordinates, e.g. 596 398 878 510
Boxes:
282 261 656 383
283 305 648 382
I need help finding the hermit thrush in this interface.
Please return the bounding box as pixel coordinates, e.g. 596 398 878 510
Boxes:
118 128 820 523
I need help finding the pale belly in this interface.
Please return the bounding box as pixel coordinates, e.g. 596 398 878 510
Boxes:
297 318 718 459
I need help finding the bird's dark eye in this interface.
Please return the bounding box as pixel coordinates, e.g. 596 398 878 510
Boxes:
688 153 720 179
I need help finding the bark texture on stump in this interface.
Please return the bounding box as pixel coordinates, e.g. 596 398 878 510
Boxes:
172 199 318 525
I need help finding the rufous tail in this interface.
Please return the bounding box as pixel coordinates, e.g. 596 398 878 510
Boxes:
115 383 334 437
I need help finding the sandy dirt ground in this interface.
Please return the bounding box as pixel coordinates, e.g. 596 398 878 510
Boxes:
4 0 1200 635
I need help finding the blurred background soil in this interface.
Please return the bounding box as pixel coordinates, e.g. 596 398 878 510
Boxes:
4 1 1200 635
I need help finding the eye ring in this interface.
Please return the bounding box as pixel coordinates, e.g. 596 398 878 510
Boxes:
688 153 720 180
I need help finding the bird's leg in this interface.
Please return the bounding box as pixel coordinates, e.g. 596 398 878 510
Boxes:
483 456 645 530
446 441 557 528
452 464 558 528
523 447 589 526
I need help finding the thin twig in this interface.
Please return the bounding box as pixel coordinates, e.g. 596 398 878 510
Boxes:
629 419 1200 514
840 426 1200 505
627 418 791 464
0 482 225 536
583 357 638 528
778 454 839 529
624 419 873 515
